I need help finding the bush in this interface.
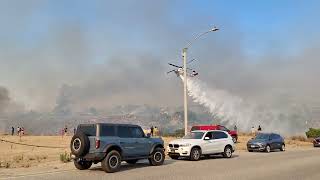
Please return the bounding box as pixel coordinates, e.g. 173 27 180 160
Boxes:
59 152 71 163
306 128 320 138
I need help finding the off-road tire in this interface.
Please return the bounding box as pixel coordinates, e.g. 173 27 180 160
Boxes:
126 160 138 164
101 150 121 173
70 132 90 157
280 144 285 151
148 148 165 166
190 147 201 161
74 160 92 170
265 145 271 153
223 146 233 158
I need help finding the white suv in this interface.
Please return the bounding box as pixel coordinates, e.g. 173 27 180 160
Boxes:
167 130 235 161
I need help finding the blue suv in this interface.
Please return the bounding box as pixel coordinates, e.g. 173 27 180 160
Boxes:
70 123 165 173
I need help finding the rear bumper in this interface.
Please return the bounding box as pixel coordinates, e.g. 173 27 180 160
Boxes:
71 152 105 161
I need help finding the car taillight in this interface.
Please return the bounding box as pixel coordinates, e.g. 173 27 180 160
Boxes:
95 139 100 149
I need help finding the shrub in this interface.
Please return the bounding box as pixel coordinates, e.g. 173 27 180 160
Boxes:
59 152 71 163
306 128 320 138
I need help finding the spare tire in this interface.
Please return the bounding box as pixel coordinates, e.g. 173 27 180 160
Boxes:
70 132 90 157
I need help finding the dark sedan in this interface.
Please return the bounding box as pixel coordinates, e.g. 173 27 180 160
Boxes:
247 133 285 153
313 137 320 147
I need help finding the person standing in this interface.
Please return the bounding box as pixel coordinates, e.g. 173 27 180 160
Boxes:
258 125 262 132
11 127 14 136
234 125 237 132
150 126 154 137
73 127 76 135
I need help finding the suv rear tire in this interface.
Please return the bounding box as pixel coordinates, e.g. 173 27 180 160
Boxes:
232 136 237 143
74 160 92 170
70 132 90 157
222 146 233 158
102 150 121 173
148 148 165 166
190 147 201 161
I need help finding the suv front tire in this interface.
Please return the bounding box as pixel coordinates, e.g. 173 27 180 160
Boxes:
102 150 121 173
148 148 165 166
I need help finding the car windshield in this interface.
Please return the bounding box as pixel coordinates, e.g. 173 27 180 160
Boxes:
183 132 204 139
255 133 270 140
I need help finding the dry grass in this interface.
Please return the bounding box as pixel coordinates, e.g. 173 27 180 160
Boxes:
0 135 70 168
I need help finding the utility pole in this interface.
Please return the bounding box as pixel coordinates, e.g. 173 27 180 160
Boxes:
182 26 219 136
183 48 188 135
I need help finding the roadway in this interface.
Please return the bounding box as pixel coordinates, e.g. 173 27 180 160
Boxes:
1 149 320 180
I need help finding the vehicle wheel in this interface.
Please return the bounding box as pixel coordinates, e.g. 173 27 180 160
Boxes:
126 160 138 164
70 132 90 157
223 146 233 158
232 136 237 143
149 148 165 166
101 150 121 173
190 147 201 161
74 159 92 170
169 155 179 160
265 145 271 153
280 144 285 151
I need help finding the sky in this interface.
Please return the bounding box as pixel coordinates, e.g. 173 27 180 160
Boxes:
0 0 320 112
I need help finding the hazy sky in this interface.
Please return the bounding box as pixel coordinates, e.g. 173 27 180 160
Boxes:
0 0 320 112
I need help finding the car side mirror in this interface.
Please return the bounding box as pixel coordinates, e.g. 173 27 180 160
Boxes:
146 133 151 138
204 137 210 140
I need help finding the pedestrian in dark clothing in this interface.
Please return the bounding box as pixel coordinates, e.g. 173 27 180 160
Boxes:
234 125 237 131
11 127 14 136
258 125 262 131
150 126 154 136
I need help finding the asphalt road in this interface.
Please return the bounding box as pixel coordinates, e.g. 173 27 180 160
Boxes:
2 149 320 180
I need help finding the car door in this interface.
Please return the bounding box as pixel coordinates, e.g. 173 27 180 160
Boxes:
130 126 151 156
269 134 278 150
202 132 215 154
211 131 228 153
118 126 139 158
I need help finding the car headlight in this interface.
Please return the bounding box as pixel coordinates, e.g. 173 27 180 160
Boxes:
179 143 192 147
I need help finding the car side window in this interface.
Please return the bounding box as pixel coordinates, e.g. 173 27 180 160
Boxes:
118 126 131 138
130 127 145 138
212 131 228 139
100 125 116 136
270 134 277 140
204 132 213 139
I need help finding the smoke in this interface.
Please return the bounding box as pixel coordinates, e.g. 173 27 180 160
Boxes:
182 76 310 135
0 86 10 112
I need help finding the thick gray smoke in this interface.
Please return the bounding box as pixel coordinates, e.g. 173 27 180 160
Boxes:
0 1 319 134
183 76 309 135
0 86 10 112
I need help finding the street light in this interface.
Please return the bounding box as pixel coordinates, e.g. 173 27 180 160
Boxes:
182 26 219 136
